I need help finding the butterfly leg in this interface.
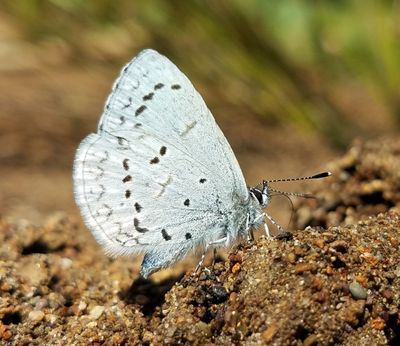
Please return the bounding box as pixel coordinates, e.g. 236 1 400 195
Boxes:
211 248 217 267
246 213 265 241
245 214 255 242
195 236 227 273
264 222 271 238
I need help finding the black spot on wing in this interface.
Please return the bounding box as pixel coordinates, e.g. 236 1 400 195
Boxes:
135 105 147 116
154 83 164 90
150 157 160 164
134 218 149 233
125 190 131 199
143 92 154 101
122 175 132 183
161 229 171 241
123 159 129 171
117 137 129 146
185 233 192 240
199 178 207 183
184 199 190 206
160 146 167 156
134 202 142 213
171 84 181 90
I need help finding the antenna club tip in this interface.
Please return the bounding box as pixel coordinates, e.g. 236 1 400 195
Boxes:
312 172 332 179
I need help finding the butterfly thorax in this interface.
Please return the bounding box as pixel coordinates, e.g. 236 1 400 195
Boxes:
226 190 264 243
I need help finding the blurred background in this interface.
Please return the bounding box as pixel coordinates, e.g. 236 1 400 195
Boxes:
0 0 399 224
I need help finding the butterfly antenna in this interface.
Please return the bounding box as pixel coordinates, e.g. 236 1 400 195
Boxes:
269 187 315 199
265 171 331 184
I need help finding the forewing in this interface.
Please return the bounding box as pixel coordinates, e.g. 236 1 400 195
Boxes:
73 49 248 256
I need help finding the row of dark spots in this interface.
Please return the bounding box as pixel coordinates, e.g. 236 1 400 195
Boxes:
134 84 157 116
150 146 167 164
133 83 180 117
122 159 132 198
161 229 192 241
154 83 181 90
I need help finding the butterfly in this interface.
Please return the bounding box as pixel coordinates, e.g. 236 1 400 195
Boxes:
73 49 330 278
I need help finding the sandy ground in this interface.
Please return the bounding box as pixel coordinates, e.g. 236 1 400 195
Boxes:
1 137 399 345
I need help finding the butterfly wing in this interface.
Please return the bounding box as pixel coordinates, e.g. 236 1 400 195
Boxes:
73 49 250 274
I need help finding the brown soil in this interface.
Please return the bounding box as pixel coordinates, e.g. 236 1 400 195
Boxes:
1 138 399 345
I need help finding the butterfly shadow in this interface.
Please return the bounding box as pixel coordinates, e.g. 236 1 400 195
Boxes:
119 274 184 316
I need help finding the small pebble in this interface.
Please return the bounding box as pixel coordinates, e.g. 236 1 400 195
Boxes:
231 263 241 274
314 238 325 249
28 310 45 322
2 330 12 341
344 300 365 327
89 306 105 320
370 317 385 330
78 300 87 312
287 253 296 264
349 281 367 299
330 240 348 253
46 314 58 325
60 257 73 269
261 323 278 342
382 289 393 302
208 285 228 304
303 334 319 346
294 263 313 274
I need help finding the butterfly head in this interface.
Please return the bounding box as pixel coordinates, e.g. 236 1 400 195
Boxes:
249 181 270 208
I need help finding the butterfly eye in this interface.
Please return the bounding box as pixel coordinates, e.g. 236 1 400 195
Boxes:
250 188 264 205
